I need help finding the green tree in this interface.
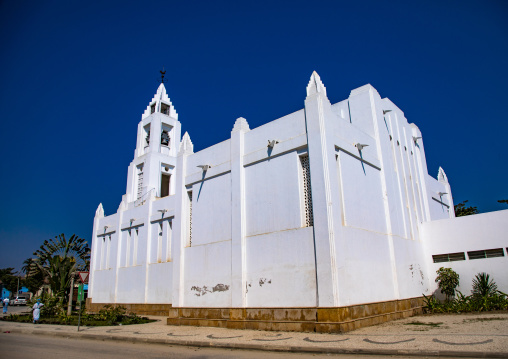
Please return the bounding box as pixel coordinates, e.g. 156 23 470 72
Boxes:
23 234 90 303
0 268 20 294
454 200 479 217
21 258 45 294
435 267 460 301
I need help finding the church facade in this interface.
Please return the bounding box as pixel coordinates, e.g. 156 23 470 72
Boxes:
88 72 507 331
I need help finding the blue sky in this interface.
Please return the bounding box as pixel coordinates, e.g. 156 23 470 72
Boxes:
0 0 507 271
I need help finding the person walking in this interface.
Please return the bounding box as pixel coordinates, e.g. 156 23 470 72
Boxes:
32 299 44 324
2 297 9 314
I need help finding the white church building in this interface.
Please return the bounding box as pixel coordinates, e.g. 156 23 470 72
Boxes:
88 72 508 332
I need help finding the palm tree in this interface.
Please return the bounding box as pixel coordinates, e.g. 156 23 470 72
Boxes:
23 234 90 303
22 258 45 294
472 273 498 298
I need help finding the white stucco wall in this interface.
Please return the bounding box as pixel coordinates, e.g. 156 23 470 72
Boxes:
245 152 303 236
116 266 146 303
338 151 386 234
337 227 397 305
183 241 232 307
91 269 116 303
243 109 306 155
189 173 232 246
246 227 316 307
146 262 173 303
392 239 431 299
422 210 508 295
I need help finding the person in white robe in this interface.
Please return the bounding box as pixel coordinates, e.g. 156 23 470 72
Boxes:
2 298 8 314
32 299 44 324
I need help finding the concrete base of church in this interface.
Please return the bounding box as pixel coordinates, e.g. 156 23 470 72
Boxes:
86 299 172 316
166 297 424 333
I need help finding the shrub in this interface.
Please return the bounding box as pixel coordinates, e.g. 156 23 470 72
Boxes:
58 312 73 325
424 272 508 313
423 294 443 313
435 267 460 301
470 273 507 311
472 273 498 298
96 305 127 325
26 295 65 318
0 303 154 326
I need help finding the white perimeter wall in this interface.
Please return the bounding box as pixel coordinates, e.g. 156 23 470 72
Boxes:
422 210 508 295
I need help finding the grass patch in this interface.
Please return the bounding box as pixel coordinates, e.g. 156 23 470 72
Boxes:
405 321 443 327
463 317 508 323
0 305 155 327
0 313 155 326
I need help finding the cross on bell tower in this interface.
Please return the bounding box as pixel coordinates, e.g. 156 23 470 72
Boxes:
160 68 168 84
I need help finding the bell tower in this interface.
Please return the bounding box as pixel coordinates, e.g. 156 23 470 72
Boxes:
124 81 182 205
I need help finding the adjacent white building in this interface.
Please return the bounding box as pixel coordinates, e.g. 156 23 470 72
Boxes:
88 72 507 330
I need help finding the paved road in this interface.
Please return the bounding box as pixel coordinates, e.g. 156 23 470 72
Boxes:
1 312 506 357
1 305 30 316
0 333 449 359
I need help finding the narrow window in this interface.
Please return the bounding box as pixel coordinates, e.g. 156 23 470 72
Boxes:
100 236 106 269
300 155 314 227
160 174 170 197
432 254 448 263
161 103 170 115
106 235 111 269
157 222 163 263
188 191 193 246
126 230 131 266
467 250 486 260
133 228 139 266
468 248 504 260
347 101 352 123
165 220 172 261
485 248 504 258
150 103 156 114
448 252 465 261
432 252 465 263
137 164 144 200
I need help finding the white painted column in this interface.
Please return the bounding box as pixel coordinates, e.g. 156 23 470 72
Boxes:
135 122 144 158
171 132 193 307
143 196 154 303
361 86 400 299
113 205 124 304
230 117 249 307
88 204 104 299
304 72 342 307
125 164 135 203
150 115 162 154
